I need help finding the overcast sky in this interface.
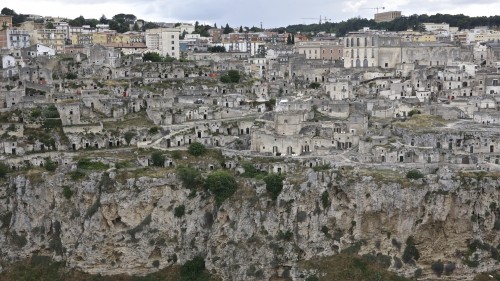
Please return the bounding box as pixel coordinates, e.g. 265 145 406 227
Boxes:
4 0 500 28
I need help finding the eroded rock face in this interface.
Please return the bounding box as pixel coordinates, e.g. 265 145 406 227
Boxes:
0 167 499 280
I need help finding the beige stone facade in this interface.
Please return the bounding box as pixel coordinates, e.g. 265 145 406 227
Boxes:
374 11 402 23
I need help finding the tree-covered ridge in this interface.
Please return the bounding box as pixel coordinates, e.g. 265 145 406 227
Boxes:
284 14 500 36
1 7 28 25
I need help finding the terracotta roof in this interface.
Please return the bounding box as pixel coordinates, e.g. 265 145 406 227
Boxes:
102 43 147 48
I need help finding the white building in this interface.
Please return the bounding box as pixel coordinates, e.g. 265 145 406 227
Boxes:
178 24 195 35
25 44 56 57
8 29 31 49
145 28 181 59
423 23 450 33
213 41 265 56
1 55 16 68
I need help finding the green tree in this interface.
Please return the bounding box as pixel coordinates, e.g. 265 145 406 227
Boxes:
431 261 444 277
99 15 108 24
0 162 9 178
65 73 77 80
143 22 159 30
44 158 57 172
223 23 233 34
62 186 73 199
176 166 203 189
241 163 258 178
321 191 330 208
0 8 27 25
239 26 243 33
406 170 424 180
309 82 321 89
188 142 206 156
45 22 54 29
264 173 285 200
85 18 99 28
402 236 420 264
174 205 185 217
180 256 208 281
69 16 86 27
220 75 231 83
112 13 137 23
207 46 226 52
1 8 15 16
151 151 165 167
408 109 421 117
227 70 241 83
205 170 237 206
143 52 163 62
124 131 135 145
180 30 188 39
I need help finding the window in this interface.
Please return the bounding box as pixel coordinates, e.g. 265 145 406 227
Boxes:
494 79 499 86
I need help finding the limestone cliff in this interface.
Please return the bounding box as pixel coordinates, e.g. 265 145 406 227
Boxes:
0 166 499 280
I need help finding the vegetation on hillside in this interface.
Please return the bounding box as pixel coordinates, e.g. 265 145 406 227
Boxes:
299 254 410 281
284 14 500 36
0 256 220 281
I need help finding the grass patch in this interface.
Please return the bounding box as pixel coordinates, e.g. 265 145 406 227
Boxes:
68 170 86 181
241 162 267 179
0 256 221 281
77 158 109 170
102 110 154 130
115 167 172 183
26 169 44 186
359 168 410 187
299 254 410 281
392 114 449 130
313 164 331 172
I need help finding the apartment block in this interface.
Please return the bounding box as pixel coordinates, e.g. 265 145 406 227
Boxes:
145 28 180 59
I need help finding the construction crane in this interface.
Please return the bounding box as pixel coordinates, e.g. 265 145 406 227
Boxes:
361 6 385 13
300 15 332 24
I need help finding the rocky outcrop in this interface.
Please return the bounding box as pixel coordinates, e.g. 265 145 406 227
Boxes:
0 166 499 280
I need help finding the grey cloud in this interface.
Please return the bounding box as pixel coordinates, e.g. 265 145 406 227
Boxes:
6 0 500 28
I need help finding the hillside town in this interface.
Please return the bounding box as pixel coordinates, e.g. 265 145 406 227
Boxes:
1 9 500 175
3 6 500 280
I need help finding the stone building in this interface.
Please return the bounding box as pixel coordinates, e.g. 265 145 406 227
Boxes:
145 28 181 59
374 11 402 23
344 32 463 69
